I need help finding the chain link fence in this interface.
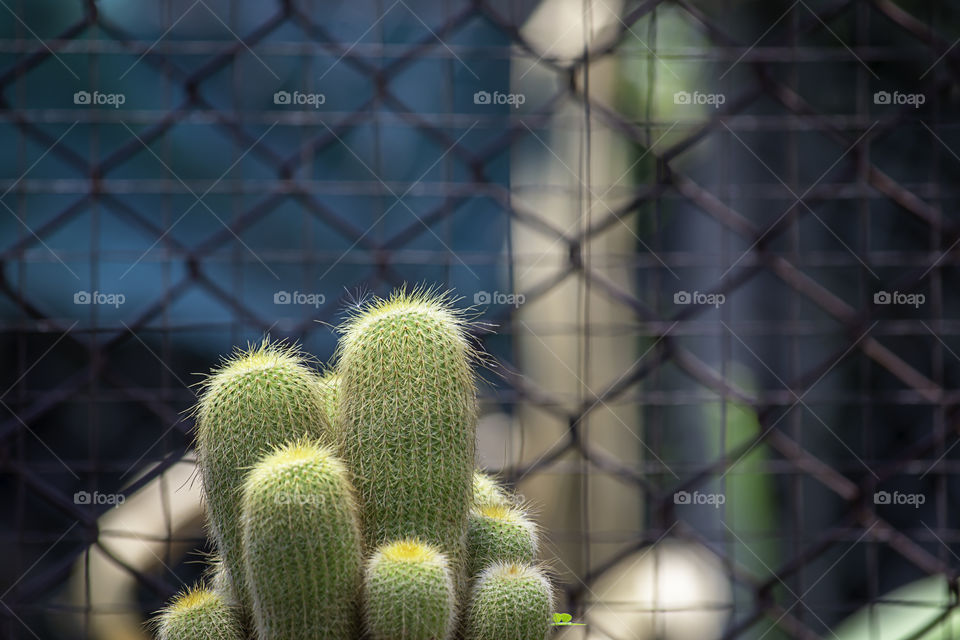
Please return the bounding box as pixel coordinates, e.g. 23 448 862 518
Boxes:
2 0 960 638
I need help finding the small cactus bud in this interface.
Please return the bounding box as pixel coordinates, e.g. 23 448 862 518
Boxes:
364 539 456 640
153 586 242 640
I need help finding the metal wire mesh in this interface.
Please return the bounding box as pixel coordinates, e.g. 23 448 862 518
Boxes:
2 0 960 638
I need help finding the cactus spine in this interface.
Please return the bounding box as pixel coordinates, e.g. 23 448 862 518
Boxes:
195 340 331 608
466 504 538 577
337 290 477 576
465 563 553 640
241 441 363 640
154 587 242 640
364 539 456 640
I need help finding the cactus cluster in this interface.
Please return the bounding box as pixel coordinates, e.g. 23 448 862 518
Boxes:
153 288 555 640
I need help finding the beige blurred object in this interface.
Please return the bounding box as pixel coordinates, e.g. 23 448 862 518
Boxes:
509 0 638 585
477 411 522 469
520 0 623 62
579 540 733 640
61 459 205 640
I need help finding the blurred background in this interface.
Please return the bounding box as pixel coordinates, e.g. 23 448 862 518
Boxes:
2 0 960 639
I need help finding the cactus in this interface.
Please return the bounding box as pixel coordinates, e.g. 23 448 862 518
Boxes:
153 586 243 640
363 539 456 640
466 504 538 577
472 471 513 510
337 290 477 573
241 440 363 640
194 339 331 608
464 563 553 640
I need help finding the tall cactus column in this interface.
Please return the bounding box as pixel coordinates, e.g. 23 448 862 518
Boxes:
337 290 478 592
194 340 332 610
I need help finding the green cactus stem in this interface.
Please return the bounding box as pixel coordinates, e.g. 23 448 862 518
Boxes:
464 563 554 640
466 504 538 577
194 339 331 608
153 586 242 640
337 290 478 577
472 471 513 510
364 539 456 640
241 440 363 640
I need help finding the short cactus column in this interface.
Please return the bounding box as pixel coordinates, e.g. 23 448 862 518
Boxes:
466 504 538 577
153 587 242 640
472 471 513 510
465 563 554 640
241 441 363 640
364 539 456 640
